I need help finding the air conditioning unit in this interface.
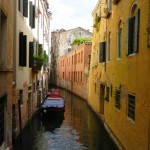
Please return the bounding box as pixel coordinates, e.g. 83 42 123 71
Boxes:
113 0 120 4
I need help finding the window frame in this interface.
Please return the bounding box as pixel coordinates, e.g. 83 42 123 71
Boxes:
127 93 136 121
126 5 140 56
115 89 121 109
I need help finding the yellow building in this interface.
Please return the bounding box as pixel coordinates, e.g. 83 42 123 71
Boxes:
88 0 150 149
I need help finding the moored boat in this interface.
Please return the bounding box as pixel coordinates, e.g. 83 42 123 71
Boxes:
40 89 65 116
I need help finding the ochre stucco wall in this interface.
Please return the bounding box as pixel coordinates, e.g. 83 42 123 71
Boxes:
88 0 150 150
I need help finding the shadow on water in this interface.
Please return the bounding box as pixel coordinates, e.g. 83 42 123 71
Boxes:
41 112 65 132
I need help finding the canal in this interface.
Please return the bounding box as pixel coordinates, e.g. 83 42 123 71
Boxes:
13 89 118 150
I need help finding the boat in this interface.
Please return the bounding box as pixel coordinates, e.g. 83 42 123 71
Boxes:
40 89 65 116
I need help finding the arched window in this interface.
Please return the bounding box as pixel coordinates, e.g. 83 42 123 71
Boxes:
117 20 123 58
127 3 140 55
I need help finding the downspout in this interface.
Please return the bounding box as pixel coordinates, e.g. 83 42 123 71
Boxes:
148 118 150 150
105 18 107 72
148 0 150 47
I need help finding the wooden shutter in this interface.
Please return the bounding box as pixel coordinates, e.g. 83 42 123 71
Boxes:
19 0 23 14
126 18 133 55
32 5 35 28
134 9 140 53
38 44 43 55
22 35 27 66
19 32 23 66
99 42 106 63
23 0 28 17
118 28 122 58
29 42 34 68
29 2 33 27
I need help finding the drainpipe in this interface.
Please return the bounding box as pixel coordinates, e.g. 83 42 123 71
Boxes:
148 0 150 47
105 18 107 72
148 119 150 150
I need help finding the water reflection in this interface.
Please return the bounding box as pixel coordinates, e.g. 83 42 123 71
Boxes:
14 89 118 150
41 112 64 131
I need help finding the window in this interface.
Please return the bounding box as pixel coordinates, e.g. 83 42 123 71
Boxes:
74 55 75 64
105 86 109 102
19 90 23 105
19 32 27 67
99 42 106 63
69 57 70 65
29 41 34 68
29 1 35 28
81 51 83 62
18 0 28 17
115 89 121 109
0 9 7 69
117 20 122 58
88 55 91 70
107 32 111 61
127 5 140 55
128 94 136 121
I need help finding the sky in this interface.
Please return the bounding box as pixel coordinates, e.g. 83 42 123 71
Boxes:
49 0 98 32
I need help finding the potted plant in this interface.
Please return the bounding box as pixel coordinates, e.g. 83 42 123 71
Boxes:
33 54 46 70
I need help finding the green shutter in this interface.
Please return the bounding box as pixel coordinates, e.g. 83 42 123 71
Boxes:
22 35 27 67
38 44 43 55
29 2 33 27
29 42 34 68
19 32 23 66
23 0 28 17
32 5 35 28
99 42 106 63
134 9 140 53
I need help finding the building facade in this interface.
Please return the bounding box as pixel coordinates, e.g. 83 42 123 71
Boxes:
50 27 92 86
58 42 92 100
0 1 14 149
0 0 51 149
12 0 51 141
89 0 150 150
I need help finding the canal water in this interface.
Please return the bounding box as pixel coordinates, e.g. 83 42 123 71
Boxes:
13 89 118 150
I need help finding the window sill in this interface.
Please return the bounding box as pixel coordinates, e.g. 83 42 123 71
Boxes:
127 117 135 124
127 53 136 57
116 58 122 61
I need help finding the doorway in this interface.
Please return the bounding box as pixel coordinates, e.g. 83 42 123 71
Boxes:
100 84 105 115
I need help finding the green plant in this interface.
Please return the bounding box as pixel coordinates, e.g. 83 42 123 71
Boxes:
33 54 46 64
71 37 92 46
